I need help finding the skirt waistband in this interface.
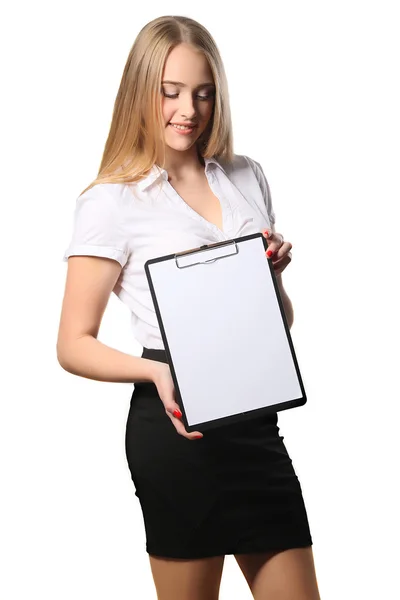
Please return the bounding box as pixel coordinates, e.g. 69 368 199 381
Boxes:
142 347 169 364
139 348 278 427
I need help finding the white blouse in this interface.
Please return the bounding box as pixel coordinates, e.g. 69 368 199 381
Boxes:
62 153 276 350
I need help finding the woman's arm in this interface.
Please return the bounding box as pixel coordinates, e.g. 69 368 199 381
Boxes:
268 223 294 329
57 255 161 383
58 334 160 383
276 273 294 330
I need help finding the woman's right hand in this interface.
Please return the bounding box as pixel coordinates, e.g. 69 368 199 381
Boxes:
152 362 204 440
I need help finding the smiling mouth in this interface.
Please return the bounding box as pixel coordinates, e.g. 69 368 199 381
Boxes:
168 123 197 130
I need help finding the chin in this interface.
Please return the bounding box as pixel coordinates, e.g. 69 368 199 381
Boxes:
165 142 196 152
165 131 200 148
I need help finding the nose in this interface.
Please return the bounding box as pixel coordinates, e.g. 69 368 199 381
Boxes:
179 92 197 119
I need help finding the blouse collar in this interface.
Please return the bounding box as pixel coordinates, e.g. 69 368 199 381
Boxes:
136 156 227 191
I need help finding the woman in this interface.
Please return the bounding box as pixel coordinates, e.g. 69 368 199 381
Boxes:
57 15 321 600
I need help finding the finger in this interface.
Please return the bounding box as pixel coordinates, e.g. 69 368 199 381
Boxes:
165 404 182 418
273 252 292 267
262 228 272 239
272 252 292 275
172 406 183 419
166 412 203 440
262 229 282 242
270 241 292 261
263 230 284 258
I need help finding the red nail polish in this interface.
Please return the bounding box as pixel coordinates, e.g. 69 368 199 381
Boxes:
173 409 182 418
194 435 203 439
267 250 273 257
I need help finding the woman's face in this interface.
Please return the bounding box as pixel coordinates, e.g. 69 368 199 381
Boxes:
160 43 215 154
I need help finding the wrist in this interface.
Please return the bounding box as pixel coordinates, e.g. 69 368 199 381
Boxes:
142 357 165 384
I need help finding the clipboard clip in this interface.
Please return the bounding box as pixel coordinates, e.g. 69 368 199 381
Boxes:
174 240 239 269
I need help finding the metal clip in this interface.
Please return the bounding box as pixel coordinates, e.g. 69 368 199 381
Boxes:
174 240 239 269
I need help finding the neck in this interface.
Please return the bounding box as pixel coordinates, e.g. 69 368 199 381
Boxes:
158 146 205 180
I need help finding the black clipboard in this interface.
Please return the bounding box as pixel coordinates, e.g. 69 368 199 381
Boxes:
144 233 307 432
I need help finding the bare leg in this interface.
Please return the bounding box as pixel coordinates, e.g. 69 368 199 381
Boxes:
149 553 226 600
235 546 321 599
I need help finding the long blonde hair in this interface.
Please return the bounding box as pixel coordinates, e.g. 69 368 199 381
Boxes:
80 15 234 196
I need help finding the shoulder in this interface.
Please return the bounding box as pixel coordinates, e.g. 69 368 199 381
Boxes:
217 153 266 180
78 182 130 204
216 154 270 196
75 182 133 216
220 153 276 226
69 183 136 239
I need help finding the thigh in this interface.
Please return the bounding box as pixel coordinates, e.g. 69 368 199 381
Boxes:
149 553 225 600
234 546 321 600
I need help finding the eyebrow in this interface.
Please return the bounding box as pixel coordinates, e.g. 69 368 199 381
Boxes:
161 80 215 88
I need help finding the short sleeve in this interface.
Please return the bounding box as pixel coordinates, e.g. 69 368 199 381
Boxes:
246 156 276 226
62 184 130 268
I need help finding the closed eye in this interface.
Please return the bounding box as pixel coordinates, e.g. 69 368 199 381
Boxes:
162 92 214 101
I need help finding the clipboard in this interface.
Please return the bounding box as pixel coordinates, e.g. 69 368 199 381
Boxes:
144 233 307 432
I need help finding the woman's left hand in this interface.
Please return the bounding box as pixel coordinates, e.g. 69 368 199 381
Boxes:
262 229 293 276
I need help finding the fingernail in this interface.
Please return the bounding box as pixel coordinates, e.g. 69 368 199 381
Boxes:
194 435 203 439
264 229 269 237
267 250 273 258
173 409 182 418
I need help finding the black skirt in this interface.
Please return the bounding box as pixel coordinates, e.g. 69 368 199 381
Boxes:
125 347 313 559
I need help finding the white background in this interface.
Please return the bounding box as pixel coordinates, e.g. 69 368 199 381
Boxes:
1 1 399 598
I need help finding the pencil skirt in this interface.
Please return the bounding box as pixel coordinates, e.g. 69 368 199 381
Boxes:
124 347 313 559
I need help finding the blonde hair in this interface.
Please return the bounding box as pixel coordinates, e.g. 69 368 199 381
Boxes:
80 15 234 196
